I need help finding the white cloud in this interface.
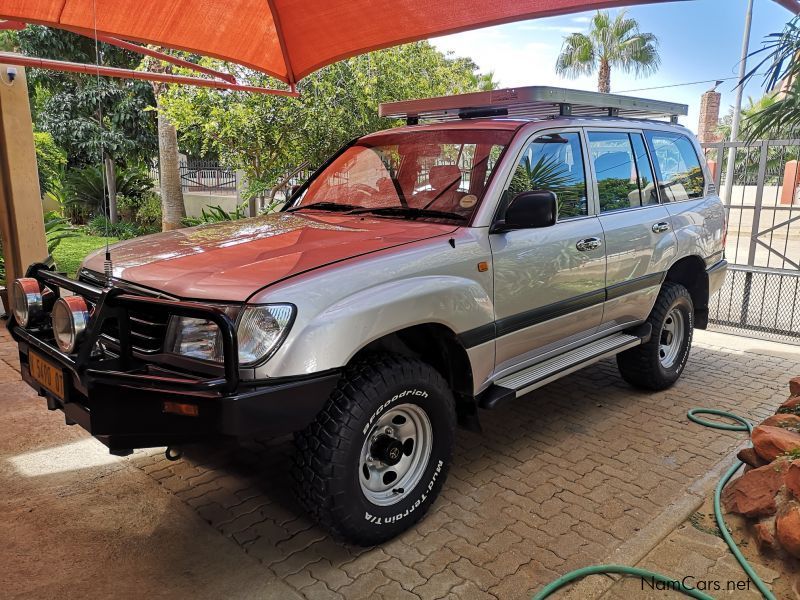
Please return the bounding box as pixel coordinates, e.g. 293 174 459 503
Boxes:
571 16 592 24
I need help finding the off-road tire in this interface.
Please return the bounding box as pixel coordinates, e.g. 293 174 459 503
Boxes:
616 282 694 391
293 354 456 546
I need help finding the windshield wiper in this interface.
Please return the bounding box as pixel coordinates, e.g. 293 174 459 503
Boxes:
348 206 467 221
288 201 363 212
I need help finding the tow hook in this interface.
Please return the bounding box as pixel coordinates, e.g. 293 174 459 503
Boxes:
165 446 183 461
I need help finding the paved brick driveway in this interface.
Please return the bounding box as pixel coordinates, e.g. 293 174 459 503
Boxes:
2 326 795 599
131 334 791 600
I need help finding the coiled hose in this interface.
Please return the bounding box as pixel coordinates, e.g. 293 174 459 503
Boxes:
531 408 776 600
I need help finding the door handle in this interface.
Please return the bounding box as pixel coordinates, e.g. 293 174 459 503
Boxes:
576 237 602 252
652 221 670 233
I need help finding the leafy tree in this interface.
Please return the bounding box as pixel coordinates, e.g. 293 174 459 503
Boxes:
740 15 800 141
17 26 158 222
160 42 496 208
555 10 660 93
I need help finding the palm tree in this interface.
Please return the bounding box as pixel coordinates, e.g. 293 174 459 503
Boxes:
740 15 800 141
555 10 660 94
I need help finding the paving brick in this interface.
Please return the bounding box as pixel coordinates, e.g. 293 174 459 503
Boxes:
412 568 461 599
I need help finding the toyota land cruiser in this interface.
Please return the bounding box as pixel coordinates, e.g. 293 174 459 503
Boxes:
8 87 727 545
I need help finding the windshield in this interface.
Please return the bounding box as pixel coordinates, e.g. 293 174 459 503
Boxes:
290 129 515 222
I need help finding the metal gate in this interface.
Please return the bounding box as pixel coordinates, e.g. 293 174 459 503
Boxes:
701 139 800 344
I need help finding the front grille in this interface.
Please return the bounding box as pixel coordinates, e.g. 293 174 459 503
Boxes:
101 309 170 354
75 271 174 354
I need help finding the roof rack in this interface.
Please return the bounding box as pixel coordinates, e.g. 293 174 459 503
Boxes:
379 86 688 125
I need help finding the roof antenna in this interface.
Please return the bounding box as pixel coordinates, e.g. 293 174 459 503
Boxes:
91 0 112 281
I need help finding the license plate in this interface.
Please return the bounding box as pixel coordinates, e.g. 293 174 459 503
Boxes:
29 351 65 401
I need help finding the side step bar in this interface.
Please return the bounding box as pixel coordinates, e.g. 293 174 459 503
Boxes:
479 331 646 410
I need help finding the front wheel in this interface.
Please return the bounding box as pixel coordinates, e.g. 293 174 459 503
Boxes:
617 282 694 391
293 354 456 545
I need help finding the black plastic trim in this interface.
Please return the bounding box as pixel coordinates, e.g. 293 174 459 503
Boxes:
460 271 667 349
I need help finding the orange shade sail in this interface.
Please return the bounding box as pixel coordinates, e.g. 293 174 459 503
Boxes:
2 0 798 86
0 0 692 85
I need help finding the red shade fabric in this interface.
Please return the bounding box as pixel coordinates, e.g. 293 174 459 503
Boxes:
0 0 797 85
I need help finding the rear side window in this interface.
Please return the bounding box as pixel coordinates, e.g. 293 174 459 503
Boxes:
587 131 658 212
645 131 706 201
507 132 588 220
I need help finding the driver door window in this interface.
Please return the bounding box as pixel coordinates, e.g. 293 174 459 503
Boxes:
508 132 588 219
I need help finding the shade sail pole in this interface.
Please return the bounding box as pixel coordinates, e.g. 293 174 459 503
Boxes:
0 52 299 96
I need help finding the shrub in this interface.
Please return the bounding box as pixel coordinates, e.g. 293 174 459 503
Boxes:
182 203 247 227
64 163 154 220
86 215 154 240
34 131 67 196
44 211 79 254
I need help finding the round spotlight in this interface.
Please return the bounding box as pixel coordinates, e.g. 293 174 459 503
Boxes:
12 278 43 327
51 296 89 353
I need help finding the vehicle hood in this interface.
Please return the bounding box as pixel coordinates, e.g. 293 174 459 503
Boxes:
82 212 458 301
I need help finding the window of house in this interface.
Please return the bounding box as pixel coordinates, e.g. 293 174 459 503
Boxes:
507 132 588 219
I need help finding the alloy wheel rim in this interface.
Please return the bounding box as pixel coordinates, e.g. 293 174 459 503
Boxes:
659 308 685 369
359 403 433 506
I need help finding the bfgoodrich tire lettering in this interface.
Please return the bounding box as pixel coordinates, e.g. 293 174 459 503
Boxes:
617 282 694 391
293 354 456 545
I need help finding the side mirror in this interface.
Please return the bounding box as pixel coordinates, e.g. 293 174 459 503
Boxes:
492 190 557 232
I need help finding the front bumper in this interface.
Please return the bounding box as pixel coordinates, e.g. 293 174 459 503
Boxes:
9 266 340 452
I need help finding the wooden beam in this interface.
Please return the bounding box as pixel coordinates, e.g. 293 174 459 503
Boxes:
0 65 47 311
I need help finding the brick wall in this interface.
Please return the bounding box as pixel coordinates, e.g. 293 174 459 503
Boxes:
698 90 722 144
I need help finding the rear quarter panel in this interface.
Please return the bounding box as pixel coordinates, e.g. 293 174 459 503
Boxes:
664 195 726 267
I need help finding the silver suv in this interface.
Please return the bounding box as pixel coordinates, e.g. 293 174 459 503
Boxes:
9 87 727 545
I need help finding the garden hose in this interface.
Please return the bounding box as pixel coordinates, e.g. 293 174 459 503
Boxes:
531 408 776 600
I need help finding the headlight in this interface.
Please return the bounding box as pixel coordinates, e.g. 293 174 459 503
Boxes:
51 296 90 353
12 278 43 327
168 304 294 366
237 305 294 365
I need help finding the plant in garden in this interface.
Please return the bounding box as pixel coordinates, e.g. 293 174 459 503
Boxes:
555 10 660 93
44 211 79 254
33 131 67 196
63 164 154 222
182 204 248 227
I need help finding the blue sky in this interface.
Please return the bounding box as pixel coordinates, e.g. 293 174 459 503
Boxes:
431 0 793 132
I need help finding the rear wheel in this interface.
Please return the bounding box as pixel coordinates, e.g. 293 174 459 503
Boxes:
293 354 455 545
617 282 694 391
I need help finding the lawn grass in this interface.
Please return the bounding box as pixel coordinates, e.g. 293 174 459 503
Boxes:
52 235 118 278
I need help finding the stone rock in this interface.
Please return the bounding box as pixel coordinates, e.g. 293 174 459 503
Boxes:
790 377 800 396
722 462 787 518
753 517 777 550
752 425 800 462
737 447 767 469
785 460 800 501
760 414 800 429
776 502 800 558
778 396 800 416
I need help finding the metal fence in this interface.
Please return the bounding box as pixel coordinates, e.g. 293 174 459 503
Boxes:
701 139 800 344
150 159 238 193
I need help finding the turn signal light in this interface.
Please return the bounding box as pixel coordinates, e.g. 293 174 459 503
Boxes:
163 401 200 417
